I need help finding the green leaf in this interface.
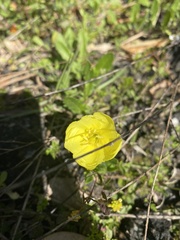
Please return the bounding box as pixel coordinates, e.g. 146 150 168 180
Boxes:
64 97 85 114
122 76 134 89
78 28 88 60
93 53 114 76
85 174 94 184
130 4 140 22
107 10 117 24
97 70 123 90
64 27 75 49
35 58 53 69
52 31 72 61
56 54 77 90
150 203 157 212
33 36 44 46
151 0 161 26
162 10 171 29
56 70 70 89
0 171 7 186
105 228 113 240
28 3 45 10
81 60 94 81
106 158 118 172
7 191 20 200
172 0 180 12
33 36 50 50
138 0 150 7
45 139 60 159
84 82 95 98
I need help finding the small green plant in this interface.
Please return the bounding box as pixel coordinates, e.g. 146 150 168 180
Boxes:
0 171 7 187
45 138 60 159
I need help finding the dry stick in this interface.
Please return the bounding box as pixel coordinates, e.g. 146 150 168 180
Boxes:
0 141 36 157
108 147 178 198
113 104 168 119
97 213 180 220
0 69 36 80
0 145 43 197
14 68 128 103
0 72 37 88
0 233 8 240
0 68 39 87
12 149 43 240
1 159 74 193
12 54 151 105
170 119 180 142
11 42 178 105
143 82 179 240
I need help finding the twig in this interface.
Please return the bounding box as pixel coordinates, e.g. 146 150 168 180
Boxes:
143 82 179 240
0 159 74 193
170 119 180 142
108 146 178 198
12 54 152 105
97 213 180 220
0 233 9 240
0 145 43 197
12 150 43 240
113 104 168 119
0 70 38 88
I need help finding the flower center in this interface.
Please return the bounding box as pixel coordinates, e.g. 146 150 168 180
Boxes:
81 128 102 146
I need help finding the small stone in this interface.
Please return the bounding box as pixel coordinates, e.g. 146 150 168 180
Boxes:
171 117 179 127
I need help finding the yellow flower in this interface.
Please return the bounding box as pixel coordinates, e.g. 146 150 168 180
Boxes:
108 199 123 212
68 210 81 222
64 112 122 170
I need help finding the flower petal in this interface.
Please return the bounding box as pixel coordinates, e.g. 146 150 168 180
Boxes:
64 112 123 170
76 149 105 170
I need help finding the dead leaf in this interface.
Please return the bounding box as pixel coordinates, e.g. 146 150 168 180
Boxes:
0 70 37 88
87 43 114 53
4 39 26 53
121 38 169 54
149 80 171 95
10 24 18 33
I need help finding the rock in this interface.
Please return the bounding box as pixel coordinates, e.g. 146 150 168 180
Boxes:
49 177 83 209
43 231 86 240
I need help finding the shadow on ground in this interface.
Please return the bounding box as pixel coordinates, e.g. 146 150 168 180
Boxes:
0 92 89 240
